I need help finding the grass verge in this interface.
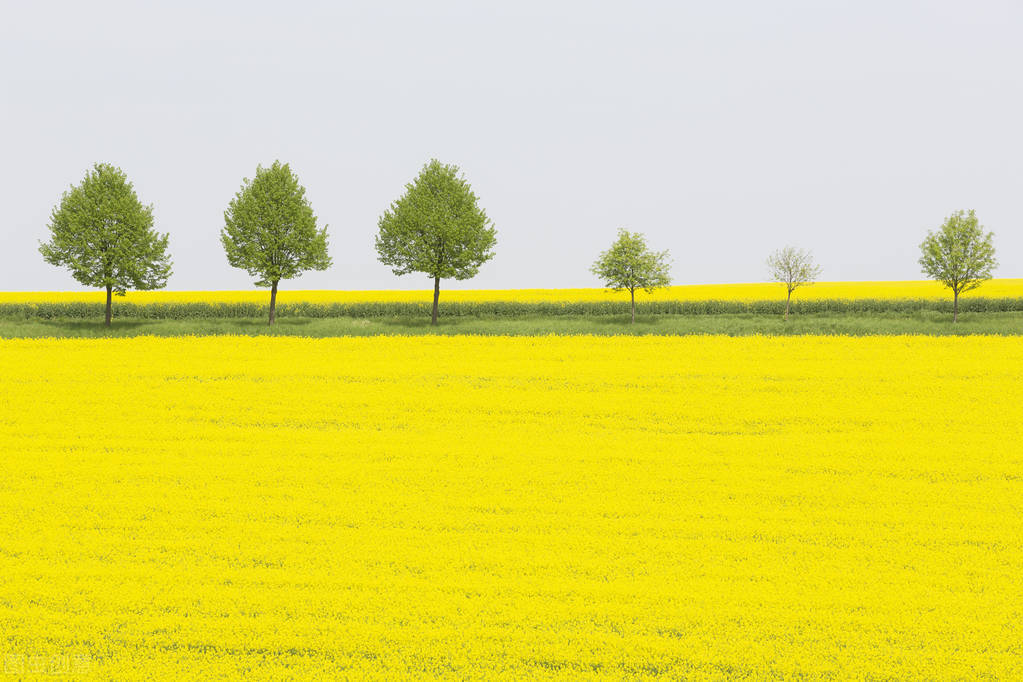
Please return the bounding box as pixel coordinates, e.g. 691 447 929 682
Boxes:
1 311 1022 337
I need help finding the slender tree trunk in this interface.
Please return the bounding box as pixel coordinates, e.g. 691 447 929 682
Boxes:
269 280 278 325
431 276 440 326
631 288 636 323
953 290 959 323
785 289 791 321
104 284 112 327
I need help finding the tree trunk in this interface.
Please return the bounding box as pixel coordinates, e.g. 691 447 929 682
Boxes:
104 285 112 327
269 280 278 325
785 289 791 321
953 290 959 324
631 288 636 323
431 276 440 326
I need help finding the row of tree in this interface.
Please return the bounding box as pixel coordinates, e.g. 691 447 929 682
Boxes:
41 160 497 326
40 160 998 326
563 211 995 324
758 209 996 324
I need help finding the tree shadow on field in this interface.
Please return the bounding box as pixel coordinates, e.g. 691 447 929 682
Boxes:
377 316 447 329
37 318 151 335
588 315 665 327
253 317 314 328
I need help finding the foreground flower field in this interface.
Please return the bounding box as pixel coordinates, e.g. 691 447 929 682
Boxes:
1 336 1021 679
2 278 1022 305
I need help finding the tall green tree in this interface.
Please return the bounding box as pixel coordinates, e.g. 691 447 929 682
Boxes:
591 229 672 323
221 161 331 324
766 246 821 321
919 209 997 323
39 163 171 326
376 159 497 325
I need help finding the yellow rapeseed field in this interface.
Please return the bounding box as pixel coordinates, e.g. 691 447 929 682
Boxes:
1 335 1021 678
2 278 1022 304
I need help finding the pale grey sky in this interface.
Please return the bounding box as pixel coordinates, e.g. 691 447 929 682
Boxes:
2 0 1020 291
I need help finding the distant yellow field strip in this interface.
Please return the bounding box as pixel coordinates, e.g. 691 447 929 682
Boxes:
1 278 1021 304
1 335 1021 678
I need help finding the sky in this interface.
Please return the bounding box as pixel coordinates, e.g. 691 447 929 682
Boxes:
1 0 1020 292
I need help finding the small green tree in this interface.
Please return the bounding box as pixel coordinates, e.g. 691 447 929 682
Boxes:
766 246 821 321
919 209 997 323
590 229 672 323
221 161 331 325
376 159 497 325
39 163 171 326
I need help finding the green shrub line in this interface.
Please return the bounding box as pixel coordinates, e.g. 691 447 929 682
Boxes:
4 297 1023 320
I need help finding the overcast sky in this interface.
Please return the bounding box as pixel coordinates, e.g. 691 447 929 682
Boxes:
2 0 1020 291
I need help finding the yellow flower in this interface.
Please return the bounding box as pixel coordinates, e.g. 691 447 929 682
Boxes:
1 335 1020 678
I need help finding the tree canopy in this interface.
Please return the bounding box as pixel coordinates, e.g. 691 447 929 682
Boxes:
919 209 996 322
39 163 171 325
766 246 821 320
590 229 671 322
375 159 496 324
221 161 331 324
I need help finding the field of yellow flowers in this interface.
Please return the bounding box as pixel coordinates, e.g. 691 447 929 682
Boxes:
2 278 1022 305
1 335 1021 678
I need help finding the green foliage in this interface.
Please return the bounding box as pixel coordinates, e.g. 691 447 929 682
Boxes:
590 229 671 322
919 210 997 322
39 163 172 295
919 210 997 296
221 161 331 288
375 160 496 281
591 229 672 294
766 246 821 294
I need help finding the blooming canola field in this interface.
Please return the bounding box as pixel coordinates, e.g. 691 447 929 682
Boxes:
2 277 1023 305
1 335 1021 678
